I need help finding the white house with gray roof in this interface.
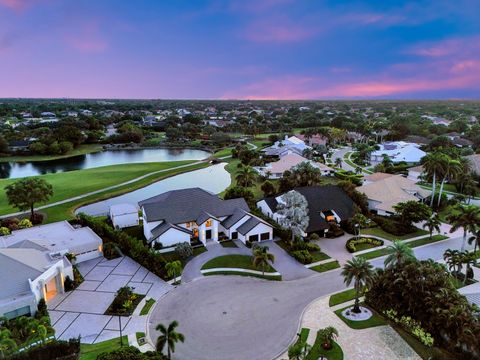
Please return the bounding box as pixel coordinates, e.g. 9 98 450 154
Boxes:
0 221 103 319
139 188 273 247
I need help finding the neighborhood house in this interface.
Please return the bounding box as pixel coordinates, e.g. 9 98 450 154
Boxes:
370 141 426 165
254 153 334 179
139 188 273 248
109 203 139 229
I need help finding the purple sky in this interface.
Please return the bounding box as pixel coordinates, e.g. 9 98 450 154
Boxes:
1 0 479 99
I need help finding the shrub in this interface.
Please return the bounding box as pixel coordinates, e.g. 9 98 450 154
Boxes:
9 338 80 360
175 242 193 259
0 226 10 235
18 218 33 229
2 217 19 231
309 233 320 241
30 212 44 225
384 309 434 347
153 242 163 250
64 276 74 292
345 237 384 253
35 299 49 321
372 215 413 236
292 250 313 264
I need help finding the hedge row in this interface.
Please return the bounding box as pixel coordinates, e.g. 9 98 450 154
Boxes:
11 338 80 360
345 237 384 253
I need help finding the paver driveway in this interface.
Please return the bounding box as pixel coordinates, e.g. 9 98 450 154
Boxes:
49 256 172 344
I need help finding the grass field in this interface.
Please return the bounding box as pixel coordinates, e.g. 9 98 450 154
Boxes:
329 288 357 307
362 227 429 241
203 270 282 280
357 235 448 260
139 298 156 316
213 147 233 158
79 336 127 360
201 254 277 272
306 336 344 360
310 260 341 273
0 144 103 162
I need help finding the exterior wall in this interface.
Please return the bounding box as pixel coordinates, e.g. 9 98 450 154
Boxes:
143 219 162 241
76 250 102 263
155 228 190 247
408 170 421 182
257 200 274 218
227 216 250 238
0 293 37 320
29 260 66 304
238 223 273 244
198 219 219 243
112 213 139 229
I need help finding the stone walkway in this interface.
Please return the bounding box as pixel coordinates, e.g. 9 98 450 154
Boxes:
277 296 420 360
48 256 171 344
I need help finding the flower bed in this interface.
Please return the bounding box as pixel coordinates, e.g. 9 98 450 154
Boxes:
346 237 384 253
104 286 145 316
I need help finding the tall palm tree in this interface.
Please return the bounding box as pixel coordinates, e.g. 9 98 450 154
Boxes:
156 321 185 359
447 204 480 251
334 157 342 168
235 166 257 187
252 245 275 275
341 257 374 313
423 213 441 240
468 229 480 257
421 152 447 207
384 241 416 268
437 158 461 207
165 260 182 284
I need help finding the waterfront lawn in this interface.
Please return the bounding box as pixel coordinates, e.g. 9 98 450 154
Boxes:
310 261 341 273
79 336 127 360
201 254 277 272
213 147 233 158
0 160 197 215
7 161 208 222
0 144 102 162
329 288 357 307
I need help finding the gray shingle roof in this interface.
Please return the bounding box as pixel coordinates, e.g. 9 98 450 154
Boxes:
150 222 192 241
237 217 262 235
140 188 250 224
221 208 249 229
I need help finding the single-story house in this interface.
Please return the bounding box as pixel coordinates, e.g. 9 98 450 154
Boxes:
370 141 426 165
295 134 328 147
357 173 431 216
262 135 311 157
109 203 139 229
407 165 424 182
257 186 355 237
8 140 31 151
139 188 273 247
0 221 103 319
254 153 334 179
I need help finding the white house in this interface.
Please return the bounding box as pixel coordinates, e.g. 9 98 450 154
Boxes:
254 153 334 179
370 141 426 165
0 221 103 319
262 135 311 157
109 204 139 229
139 188 273 247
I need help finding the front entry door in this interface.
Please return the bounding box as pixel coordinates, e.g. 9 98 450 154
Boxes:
206 230 212 240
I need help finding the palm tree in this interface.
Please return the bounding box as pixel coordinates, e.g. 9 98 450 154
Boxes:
341 257 374 313
461 251 476 284
156 321 185 359
384 241 416 268
334 157 342 168
252 245 275 275
165 260 182 284
444 249 462 274
421 152 447 207
468 229 480 257
351 213 369 238
235 166 257 187
437 158 461 207
447 204 480 251
423 213 441 240
0 328 16 359
318 326 339 350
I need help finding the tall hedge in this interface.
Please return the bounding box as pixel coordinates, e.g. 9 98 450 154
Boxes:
11 338 80 360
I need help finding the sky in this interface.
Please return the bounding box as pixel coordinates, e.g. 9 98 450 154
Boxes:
0 0 479 100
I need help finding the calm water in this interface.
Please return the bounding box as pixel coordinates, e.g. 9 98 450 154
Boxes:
75 163 231 216
0 148 211 179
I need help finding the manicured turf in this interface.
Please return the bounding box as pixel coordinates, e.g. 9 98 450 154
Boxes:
201 254 276 272
329 288 357 307
203 270 282 281
0 144 102 162
362 227 429 241
15 162 208 222
220 240 238 248
276 240 330 264
213 147 233 158
79 336 128 360
139 298 156 316
306 337 344 360
0 160 198 215
310 261 341 273
136 332 146 342
296 328 310 344
334 305 387 329
357 235 448 260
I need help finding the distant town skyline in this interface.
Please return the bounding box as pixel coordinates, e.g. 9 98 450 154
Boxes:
1 0 479 99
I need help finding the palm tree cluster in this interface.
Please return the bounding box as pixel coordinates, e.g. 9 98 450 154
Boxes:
252 245 275 275
421 152 477 208
447 204 480 251
443 249 476 284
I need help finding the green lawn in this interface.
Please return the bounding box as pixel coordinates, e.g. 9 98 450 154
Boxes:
0 144 102 162
334 305 387 329
139 298 156 316
201 254 276 272
213 147 233 158
161 245 207 266
329 288 357 307
310 261 341 273
79 336 128 360
362 227 429 241
203 270 282 281
136 332 146 343
222 159 265 199
357 235 448 260
306 336 343 360
220 240 238 248
7 161 208 222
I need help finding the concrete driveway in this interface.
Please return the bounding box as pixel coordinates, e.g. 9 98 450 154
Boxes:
148 272 346 360
49 256 172 344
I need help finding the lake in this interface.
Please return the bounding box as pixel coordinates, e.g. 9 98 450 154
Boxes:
0 148 211 179
75 163 231 216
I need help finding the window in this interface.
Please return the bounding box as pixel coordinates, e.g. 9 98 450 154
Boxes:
205 219 212 228
186 222 191 228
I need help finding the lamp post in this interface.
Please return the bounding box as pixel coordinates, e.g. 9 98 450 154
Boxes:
119 315 123 347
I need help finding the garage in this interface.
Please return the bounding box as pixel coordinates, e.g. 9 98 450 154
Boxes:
260 232 270 241
248 234 259 242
